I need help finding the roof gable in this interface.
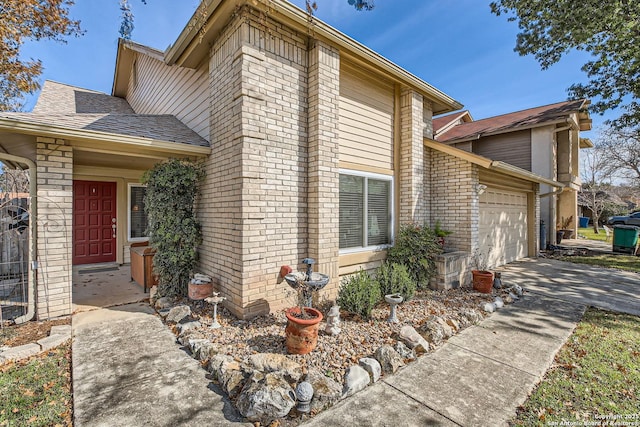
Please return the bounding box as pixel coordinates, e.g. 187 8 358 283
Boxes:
433 110 473 137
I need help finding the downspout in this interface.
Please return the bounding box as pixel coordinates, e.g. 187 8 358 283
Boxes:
0 153 37 324
539 187 565 198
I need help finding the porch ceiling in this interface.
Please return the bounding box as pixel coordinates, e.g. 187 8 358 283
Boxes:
0 131 37 165
73 150 170 170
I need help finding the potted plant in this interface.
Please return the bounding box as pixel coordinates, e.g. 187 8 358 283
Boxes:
470 248 493 293
283 259 328 354
142 159 204 299
558 215 574 240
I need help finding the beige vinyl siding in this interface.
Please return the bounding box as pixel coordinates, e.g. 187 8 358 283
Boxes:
473 129 531 171
127 53 210 141
339 64 394 170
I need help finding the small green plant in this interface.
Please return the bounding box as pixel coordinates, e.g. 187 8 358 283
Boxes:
387 223 443 289
142 158 204 298
375 261 416 300
433 220 453 238
337 269 381 319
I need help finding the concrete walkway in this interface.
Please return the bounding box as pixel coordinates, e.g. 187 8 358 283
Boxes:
71 258 639 427
302 294 585 427
500 258 640 316
72 302 249 427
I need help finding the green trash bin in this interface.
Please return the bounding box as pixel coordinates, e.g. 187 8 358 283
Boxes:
612 225 640 254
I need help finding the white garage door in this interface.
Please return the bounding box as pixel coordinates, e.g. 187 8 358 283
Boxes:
479 187 528 268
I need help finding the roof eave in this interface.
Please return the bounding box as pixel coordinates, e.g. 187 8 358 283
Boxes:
165 0 462 115
0 117 211 157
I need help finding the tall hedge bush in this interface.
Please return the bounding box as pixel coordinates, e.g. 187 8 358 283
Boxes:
142 159 203 297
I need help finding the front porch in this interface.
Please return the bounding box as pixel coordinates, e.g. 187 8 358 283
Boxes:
72 264 147 313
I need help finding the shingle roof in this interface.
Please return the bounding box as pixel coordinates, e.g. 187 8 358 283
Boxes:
436 100 589 143
432 110 473 137
33 81 135 114
1 113 209 147
5 80 208 147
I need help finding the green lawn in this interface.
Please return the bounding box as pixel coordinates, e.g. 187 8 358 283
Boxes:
0 343 72 427
558 254 640 273
512 308 640 426
576 227 609 242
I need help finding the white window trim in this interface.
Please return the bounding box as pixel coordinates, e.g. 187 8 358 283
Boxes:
339 168 394 255
127 183 148 242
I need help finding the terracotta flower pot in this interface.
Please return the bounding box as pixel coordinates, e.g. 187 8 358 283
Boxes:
285 307 323 355
472 270 494 294
188 281 213 300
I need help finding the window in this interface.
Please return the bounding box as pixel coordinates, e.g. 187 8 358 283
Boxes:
339 170 393 251
128 184 148 241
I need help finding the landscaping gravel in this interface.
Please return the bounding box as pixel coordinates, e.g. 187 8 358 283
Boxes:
167 288 496 385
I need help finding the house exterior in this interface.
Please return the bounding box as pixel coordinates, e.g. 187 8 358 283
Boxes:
0 0 559 320
434 101 593 246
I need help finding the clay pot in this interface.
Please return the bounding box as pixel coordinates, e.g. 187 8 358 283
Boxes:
188 281 213 300
285 307 323 355
472 270 494 294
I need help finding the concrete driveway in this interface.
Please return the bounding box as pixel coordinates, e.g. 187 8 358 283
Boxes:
499 257 640 316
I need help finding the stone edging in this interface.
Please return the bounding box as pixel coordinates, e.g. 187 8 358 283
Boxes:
0 324 72 365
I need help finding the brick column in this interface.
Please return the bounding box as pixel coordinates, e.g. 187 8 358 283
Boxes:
35 138 73 319
399 88 426 224
307 40 340 299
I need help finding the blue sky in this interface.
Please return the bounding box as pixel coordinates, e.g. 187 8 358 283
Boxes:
20 0 610 138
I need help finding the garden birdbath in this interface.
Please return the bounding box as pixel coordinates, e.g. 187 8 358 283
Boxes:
384 293 403 323
284 258 330 307
205 293 225 329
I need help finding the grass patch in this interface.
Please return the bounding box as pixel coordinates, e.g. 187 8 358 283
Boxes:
576 227 609 242
558 254 640 273
0 343 72 426
512 308 640 426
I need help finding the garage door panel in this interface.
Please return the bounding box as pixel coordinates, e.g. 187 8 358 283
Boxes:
479 188 528 268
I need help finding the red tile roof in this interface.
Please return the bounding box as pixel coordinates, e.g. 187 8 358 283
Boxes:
436 100 589 143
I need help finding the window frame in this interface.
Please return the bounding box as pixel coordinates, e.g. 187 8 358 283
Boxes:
339 168 394 254
127 183 148 242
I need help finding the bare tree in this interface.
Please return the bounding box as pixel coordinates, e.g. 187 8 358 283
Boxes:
579 144 614 233
598 127 640 184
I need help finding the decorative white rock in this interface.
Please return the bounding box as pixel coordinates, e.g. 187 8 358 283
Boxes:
342 365 370 397
482 302 496 313
358 357 382 383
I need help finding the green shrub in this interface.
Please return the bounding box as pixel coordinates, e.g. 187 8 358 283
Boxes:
337 269 381 319
142 158 204 298
387 223 443 289
375 261 416 300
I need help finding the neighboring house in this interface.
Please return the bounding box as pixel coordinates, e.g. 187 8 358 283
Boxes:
434 100 593 246
0 0 558 320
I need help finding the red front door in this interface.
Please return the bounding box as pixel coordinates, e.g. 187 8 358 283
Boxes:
73 181 117 265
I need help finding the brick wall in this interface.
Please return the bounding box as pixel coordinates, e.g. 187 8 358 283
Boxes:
35 138 73 319
427 148 478 253
307 40 340 302
201 9 311 317
399 88 426 224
